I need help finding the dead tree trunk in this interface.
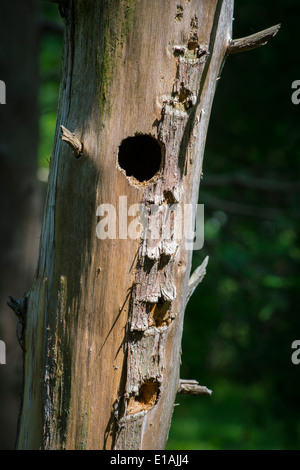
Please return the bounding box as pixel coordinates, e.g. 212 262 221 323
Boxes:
16 0 279 450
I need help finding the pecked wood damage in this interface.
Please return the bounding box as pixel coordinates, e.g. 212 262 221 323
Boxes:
114 0 234 450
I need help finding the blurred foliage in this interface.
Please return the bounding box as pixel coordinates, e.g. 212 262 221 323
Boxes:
38 2 63 168
168 0 300 450
39 0 300 450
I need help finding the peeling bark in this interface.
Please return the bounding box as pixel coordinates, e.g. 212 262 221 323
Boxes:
114 0 233 450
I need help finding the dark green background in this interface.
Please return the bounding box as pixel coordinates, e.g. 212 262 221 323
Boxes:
30 0 300 449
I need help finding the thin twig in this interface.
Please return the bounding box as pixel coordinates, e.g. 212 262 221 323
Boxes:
60 125 83 158
200 192 288 219
203 173 300 193
227 24 281 55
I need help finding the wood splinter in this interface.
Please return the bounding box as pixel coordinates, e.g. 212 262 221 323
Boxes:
60 125 83 158
178 379 212 396
186 255 209 303
227 24 281 55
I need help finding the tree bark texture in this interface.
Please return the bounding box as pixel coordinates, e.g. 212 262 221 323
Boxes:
0 0 41 450
17 0 234 450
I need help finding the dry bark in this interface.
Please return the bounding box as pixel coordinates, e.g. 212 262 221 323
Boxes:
16 0 278 450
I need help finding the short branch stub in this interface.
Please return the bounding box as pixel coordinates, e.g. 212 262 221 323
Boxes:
227 24 281 55
60 125 83 158
178 379 212 396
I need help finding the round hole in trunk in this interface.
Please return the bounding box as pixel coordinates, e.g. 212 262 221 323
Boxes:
118 134 162 183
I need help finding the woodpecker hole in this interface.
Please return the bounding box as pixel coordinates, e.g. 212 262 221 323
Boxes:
127 380 159 415
118 134 162 183
148 298 171 328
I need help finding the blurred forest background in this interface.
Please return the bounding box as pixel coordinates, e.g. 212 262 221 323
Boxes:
0 0 299 449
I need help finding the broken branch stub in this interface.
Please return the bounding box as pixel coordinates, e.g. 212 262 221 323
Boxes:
227 24 281 55
178 379 212 396
186 256 209 303
60 125 83 158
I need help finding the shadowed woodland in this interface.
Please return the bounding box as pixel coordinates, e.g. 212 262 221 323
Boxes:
0 0 300 449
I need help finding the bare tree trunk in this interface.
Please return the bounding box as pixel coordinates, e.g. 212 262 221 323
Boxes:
0 0 41 450
16 0 279 450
